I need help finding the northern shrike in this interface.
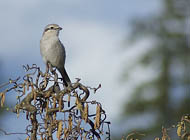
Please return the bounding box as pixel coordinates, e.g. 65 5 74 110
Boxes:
40 24 71 86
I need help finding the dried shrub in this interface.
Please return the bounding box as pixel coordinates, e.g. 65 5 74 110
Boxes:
0 64 111 140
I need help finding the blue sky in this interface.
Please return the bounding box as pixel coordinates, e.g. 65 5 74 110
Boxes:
0 0 162 139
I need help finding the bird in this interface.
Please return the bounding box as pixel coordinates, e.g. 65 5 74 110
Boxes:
40 24 71 86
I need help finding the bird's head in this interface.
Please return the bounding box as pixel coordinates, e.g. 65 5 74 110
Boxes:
43 24 62 37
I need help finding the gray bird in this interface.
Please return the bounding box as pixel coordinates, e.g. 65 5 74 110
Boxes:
40 24 71 86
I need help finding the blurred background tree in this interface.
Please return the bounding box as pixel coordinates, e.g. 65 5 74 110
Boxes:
120 0 190 138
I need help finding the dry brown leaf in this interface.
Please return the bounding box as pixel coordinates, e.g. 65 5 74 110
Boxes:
44 76 47 87
23 83 26 95
84 103 89 122
53 97 56 119
68 115 72 131
59 95 62 112
56 121 63 140
76 120 81 132
75 97 83 115
94 104 101 129
46 99 49 111
177 124 182 137
64 128 69 139
0 92 5 107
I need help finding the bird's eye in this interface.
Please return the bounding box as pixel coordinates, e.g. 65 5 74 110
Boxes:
50 27 54 29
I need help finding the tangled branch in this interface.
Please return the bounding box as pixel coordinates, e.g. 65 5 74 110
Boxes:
0 64 111 140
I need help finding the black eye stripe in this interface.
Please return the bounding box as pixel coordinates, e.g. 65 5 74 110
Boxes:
44 27 56 32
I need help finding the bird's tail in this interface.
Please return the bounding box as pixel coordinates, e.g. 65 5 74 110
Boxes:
59 67 71 87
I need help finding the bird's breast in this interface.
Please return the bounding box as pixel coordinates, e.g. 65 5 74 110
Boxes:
40 36 66 68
